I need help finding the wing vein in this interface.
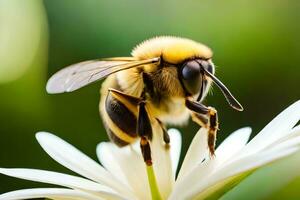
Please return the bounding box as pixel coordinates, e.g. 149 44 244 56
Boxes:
47 57 160 93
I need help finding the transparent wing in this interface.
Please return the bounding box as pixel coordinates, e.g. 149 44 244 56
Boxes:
46 57 159 94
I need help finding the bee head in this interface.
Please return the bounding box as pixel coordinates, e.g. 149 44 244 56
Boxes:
179 59 214 97
179 58 243 111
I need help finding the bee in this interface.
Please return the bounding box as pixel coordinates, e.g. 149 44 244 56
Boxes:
47 36 243 166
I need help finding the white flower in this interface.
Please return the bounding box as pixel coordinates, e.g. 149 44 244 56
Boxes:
1 100 300 200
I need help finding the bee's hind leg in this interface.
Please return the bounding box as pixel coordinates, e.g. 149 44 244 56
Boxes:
186 99 219 157
138 101 153 166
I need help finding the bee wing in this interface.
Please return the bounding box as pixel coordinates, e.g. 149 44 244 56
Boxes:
46 57 160 94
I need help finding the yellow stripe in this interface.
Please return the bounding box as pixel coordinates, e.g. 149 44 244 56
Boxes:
102 107 137 143
111 92 139 117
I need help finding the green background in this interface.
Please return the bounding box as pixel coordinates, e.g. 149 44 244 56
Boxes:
0 0 299 199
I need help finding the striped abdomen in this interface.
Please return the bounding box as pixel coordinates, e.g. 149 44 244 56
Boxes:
100 75 140 146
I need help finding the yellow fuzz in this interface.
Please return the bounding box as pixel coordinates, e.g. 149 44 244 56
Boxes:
132 36 213 64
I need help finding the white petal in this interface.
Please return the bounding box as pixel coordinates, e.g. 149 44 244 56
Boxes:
0 168 121 199
168 129 182 177
182 146 299 199
35 132 134 199
170 128 210 200
169 159 213 200
97 142 150 200
218 147 299 185
215 127 252 165
239 100 300 157
177 128 208 181
171 128 251 200
266 134 300 153
266 125 300 148
97 129 181 200
0 188 101 200
97 143 131 187
151 122 174 200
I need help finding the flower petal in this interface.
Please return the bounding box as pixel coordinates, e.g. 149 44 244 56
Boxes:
168 129 182 177
151 122 174 200
266 125 300 148
175 127 251 191
35 132 134 199
0 168 121 199
239 100 300 157
169 160 212 200
0 188 101 200
266 134 300 153
171 128 251 200
177 128 208 181
217 148 300 188
97 143 132 186
97 142 150 200
97 128 181 200
220 150 300 200
182 146 300 199
215 127 252 165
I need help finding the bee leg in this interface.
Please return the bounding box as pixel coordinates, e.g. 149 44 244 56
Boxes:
190 112 208 128
138 101 153 166
186 99 219 156
156 118 170 148
108 88 154 164
108 88 141 105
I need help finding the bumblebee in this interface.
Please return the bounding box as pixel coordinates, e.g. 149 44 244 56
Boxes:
47 36 243 166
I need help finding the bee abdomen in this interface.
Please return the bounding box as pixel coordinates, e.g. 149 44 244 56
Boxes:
106 94 138 137
103 92 138 146
106 127 130 147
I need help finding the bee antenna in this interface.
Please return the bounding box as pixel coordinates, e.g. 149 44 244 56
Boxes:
202 67 244 111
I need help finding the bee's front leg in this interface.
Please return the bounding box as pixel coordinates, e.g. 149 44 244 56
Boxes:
138 101 153 166
185 99 219 156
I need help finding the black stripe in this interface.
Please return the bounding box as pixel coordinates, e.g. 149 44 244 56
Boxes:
140 137 152 165
105 93 137 137
106 127 129 147
210 112 218 130
137 102 153 140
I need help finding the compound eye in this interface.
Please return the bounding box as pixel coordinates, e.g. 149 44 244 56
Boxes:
206 63 214 74
181 60 202 95
200 60 214 74
182 61 201 80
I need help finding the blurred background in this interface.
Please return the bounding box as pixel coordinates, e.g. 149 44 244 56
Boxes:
0 0 299 199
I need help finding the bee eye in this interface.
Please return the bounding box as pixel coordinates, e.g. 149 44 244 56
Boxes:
197 59 214 74
206 63 214 74
182 61 201 80
181 61 202 95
